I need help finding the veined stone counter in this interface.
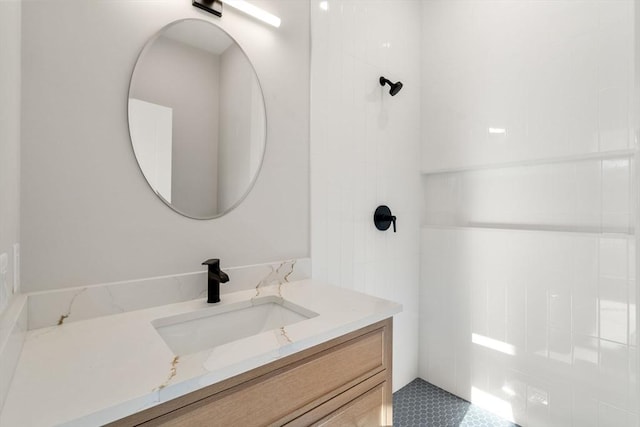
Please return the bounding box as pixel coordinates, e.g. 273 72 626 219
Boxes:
0 279 401 426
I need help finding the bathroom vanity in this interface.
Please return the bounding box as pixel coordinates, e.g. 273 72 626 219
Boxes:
111 318 392 426
0 278 400 426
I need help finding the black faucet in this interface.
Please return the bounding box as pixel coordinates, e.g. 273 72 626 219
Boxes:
202 259 229 303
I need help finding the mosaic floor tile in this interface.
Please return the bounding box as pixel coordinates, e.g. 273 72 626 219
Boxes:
393 378 520 427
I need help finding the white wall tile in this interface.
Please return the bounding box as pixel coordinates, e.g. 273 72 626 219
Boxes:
598 402 631 427
311 0 421 391
573 389 600 427
573 334 599 381
629 345 637 416
549 286 572 333
527 285 549 359
526 383 551 426
422 0 634 173
549 379 573 427
502 371 528 422
599 277 629 345
549 328 572 365
630 282 637 347
600 237 629 279
574 241 601 338
421 227 637 426
599 340 630 409
599 88 630 151
602 159 632 232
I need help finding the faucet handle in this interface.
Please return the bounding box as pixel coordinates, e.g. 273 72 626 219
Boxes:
374 205 397 233
202 258 221 268
203 258 230 283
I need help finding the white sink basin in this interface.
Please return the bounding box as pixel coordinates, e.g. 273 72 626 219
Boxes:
152 296 318 355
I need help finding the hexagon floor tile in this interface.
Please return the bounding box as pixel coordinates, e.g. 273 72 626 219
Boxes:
393 378 520 427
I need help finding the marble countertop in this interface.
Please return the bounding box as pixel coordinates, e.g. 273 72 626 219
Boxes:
0 280 401 426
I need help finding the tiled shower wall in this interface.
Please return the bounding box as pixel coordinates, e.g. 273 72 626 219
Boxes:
310 0 421 391
420 1 638 426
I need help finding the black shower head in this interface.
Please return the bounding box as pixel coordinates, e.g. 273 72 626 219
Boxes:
379 76 403 96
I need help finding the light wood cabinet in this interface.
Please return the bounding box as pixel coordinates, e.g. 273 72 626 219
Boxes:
313 383 387 426
110 318 393 427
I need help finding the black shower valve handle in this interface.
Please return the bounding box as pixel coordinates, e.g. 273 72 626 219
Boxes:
381 214 397 232
374 205 397 233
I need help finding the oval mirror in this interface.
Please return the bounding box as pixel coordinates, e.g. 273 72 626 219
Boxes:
128 19 266 219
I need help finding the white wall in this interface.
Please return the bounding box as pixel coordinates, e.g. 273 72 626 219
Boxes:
420 1 637 425
310 0 422 391
20 0 309 292
0 0 21 310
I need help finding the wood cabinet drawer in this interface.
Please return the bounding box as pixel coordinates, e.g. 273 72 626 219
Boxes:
314 383 387 427
284 370 391 427
143 327 386 426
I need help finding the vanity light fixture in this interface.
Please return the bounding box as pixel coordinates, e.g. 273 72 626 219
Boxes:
192 0 223 17
224 0 281 28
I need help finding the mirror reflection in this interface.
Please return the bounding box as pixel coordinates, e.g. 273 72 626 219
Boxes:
128 19 266 219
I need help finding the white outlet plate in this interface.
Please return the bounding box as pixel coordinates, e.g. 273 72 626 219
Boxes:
13 243 20 294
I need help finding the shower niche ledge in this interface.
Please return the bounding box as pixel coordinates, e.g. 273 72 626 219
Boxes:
420 148 636 175
421 148 635 237
420 223 635 237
